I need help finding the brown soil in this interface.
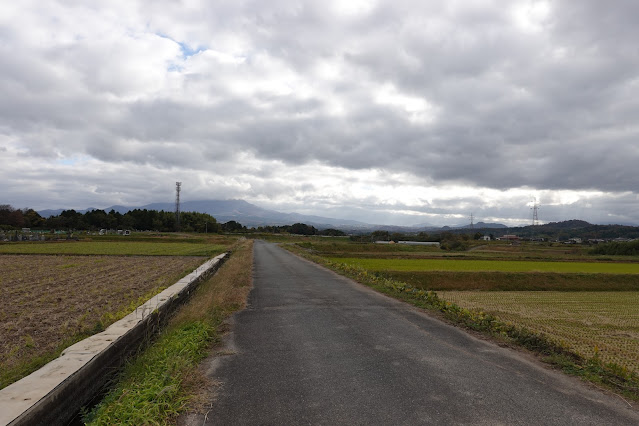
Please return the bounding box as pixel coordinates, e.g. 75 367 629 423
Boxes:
0 254 204 387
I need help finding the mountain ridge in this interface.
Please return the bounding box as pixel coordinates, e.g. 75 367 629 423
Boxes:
32 200 639 239
37 199 512 230
38 199 372 229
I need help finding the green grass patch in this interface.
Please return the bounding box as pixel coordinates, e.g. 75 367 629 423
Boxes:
0 242 225 256
83 320 218 425
84 239 253 424
296 240 439 253
330 257 639 274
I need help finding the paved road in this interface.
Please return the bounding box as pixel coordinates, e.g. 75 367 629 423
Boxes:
184 241 639 425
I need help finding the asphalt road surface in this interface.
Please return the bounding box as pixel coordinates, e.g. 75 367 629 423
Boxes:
182 240 639 425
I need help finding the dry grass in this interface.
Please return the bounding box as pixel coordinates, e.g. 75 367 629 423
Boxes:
0 254 204 388
438 291 639 374
174 238 253 324
83 239 253 425
172 238 254 414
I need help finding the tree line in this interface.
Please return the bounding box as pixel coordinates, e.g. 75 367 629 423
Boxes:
0 205 345 236
251 223 346 236
0 205 218 233
590 240 639 256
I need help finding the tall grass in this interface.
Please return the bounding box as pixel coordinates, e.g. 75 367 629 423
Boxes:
84 239 253 425
83 322 216 425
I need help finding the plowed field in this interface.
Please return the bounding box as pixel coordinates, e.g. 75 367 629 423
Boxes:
0 255 204 388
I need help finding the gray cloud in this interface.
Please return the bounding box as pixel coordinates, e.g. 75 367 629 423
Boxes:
2 0 639 224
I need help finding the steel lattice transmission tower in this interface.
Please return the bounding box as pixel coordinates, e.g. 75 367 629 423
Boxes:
469 212 475 230
531 199 540 227
175 182 182 231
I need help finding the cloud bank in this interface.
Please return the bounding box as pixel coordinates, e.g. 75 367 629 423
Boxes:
2 0 638 225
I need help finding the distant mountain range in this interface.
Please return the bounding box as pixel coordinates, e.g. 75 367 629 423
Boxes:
38 199 371 229
37 199 508 231
33 200 639 239
451 222 508 229
411 221 506 229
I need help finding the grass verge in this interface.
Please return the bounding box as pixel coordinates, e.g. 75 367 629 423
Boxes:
284 243 639 402
83 239 253 425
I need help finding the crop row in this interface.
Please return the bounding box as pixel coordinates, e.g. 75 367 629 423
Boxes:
330 257 639 274
382 270 639 291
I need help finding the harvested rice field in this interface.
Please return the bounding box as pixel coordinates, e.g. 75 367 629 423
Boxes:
438 290 639 373
0 254 205 389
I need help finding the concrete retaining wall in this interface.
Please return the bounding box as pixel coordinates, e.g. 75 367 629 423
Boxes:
0 252 228 426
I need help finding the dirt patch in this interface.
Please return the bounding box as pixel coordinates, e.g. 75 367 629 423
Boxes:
0 254 204 388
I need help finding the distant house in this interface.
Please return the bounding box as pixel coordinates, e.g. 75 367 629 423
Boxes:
498 235 519 241
481 235 491 241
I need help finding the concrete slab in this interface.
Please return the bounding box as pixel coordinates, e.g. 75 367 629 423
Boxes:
0 252 227 426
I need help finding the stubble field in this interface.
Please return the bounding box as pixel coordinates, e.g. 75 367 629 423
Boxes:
438 290 639 372
0 254 205 388
0 234 233 389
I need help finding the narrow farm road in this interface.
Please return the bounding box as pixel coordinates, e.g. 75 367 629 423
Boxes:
183 241 639 425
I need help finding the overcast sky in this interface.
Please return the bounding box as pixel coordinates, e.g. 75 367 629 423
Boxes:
2 1 639 226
